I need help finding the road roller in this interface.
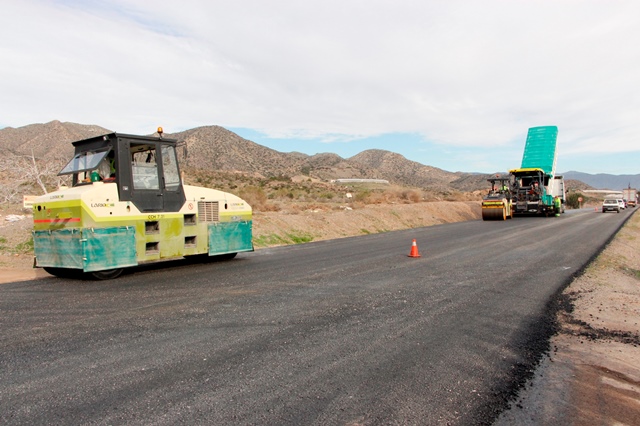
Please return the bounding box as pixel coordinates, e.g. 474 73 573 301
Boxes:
481 177 513 221
32 128 253 279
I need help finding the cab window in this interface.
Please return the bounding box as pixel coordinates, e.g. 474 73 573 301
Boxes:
161 144 181 190
131 144 160 190
59 150 109 176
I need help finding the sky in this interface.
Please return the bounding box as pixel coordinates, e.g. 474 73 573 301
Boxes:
1 0 638 175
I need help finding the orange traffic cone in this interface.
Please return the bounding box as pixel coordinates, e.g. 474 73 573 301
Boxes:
408 239 421 258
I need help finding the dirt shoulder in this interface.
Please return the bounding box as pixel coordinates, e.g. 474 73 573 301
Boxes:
496 208 640 425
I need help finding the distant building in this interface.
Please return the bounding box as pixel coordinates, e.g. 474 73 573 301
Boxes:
583 190 622 195
331 179 389 184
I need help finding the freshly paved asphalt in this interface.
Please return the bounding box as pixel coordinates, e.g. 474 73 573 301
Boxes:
1 208 635 425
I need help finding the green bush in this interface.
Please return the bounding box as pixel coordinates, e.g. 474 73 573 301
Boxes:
566 192 585 209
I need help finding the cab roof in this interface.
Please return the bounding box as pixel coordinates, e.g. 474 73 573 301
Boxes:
71 132 178 150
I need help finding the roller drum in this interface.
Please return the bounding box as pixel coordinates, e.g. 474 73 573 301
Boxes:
482 206 507 221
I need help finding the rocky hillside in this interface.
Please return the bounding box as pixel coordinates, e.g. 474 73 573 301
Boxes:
0 121 110 158
0 120 507 192
166 126 294 177
564 179 594 192
348 150 460 191
166 126 469 190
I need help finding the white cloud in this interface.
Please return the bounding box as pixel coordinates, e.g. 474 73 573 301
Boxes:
1 0 638 164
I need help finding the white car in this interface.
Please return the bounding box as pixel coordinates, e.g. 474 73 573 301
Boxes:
602 199 620 213
617 199 626 209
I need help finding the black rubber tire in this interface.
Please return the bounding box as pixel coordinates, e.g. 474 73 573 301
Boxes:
43 267 83 279
185 252 238 263
215 252 238 261
90 269 124 280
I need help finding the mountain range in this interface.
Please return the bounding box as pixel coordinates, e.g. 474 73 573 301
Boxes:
561 171 639 191
1 120 637 191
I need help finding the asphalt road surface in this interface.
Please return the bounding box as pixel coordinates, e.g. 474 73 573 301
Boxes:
1 208 635 425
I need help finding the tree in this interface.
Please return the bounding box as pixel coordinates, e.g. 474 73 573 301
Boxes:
0 151 67 205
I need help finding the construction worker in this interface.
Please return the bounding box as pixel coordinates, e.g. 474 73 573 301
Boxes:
529 181 540 196
95 151 116 182
107 151 116 179
554 196 562 216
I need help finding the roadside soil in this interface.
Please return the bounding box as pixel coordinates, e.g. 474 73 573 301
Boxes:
252 201 481 246
496 208 640 425
2 203 639 424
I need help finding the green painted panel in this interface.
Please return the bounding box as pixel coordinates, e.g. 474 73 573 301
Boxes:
520 126 558 175
209 221 253 255
33 227 137 271
33 229 84 269
82 227 137 272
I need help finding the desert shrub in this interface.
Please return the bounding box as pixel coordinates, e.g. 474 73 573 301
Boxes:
401 190 422 203
238 186 268 211
366 192 387 204
260 203 281 212
318 192 335 200
354 189 372 203
443 191 467 201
